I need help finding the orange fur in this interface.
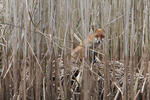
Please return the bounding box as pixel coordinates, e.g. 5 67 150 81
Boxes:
71 28 105 62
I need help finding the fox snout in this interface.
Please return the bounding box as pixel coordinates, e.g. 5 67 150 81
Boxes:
96 39 103 44
94 38 101 44
97 40 101 44
94 37 104 44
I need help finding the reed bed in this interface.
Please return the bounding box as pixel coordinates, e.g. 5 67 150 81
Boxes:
0 0 150 100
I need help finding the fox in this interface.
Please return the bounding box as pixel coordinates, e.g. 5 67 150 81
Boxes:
71 28 105 63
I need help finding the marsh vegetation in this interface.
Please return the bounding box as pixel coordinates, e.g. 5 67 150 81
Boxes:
0 0 150 100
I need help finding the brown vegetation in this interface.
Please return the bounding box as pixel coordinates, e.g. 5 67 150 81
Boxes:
0 0 150 100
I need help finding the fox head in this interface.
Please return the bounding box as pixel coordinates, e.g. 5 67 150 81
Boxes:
93 28 105 44
71 28 105 63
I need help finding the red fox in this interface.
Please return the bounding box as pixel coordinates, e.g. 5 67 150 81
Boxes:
71 28 105 63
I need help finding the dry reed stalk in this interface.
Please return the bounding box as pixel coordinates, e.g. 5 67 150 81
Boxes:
122 0 130 99
79 0 90 99
129 1 135 99
1 0 150 100
101 1 111 100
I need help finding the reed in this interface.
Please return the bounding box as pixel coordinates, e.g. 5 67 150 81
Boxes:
0 0 150 100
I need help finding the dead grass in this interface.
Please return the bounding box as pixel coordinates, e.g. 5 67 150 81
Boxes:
0 0 150 100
